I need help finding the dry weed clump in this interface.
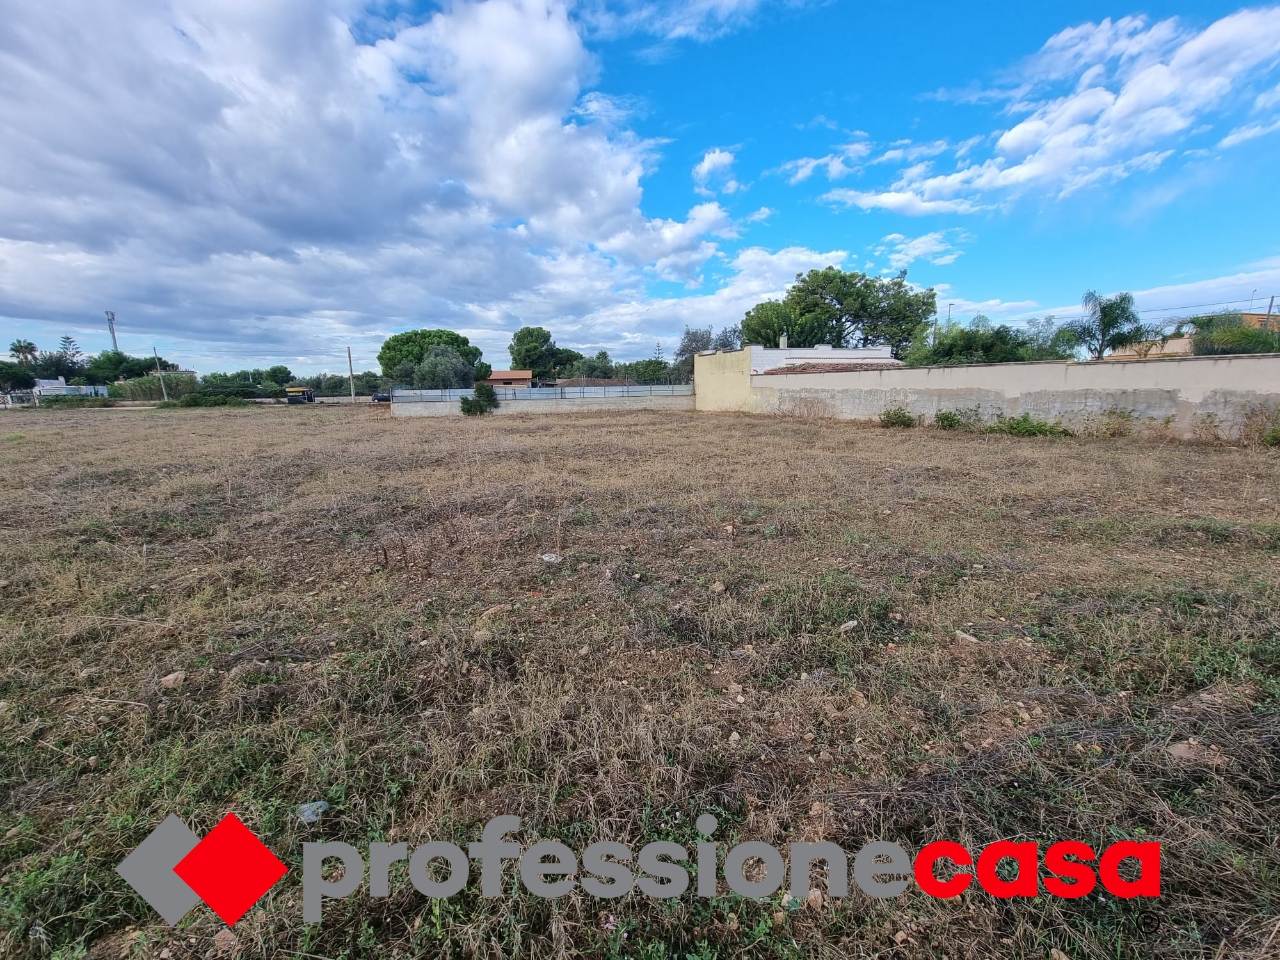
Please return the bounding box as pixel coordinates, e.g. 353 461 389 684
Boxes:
1 405 1279 960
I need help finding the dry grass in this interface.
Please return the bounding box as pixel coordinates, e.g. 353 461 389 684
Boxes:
2 406 1279 960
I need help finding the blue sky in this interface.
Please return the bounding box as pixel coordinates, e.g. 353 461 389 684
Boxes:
2 0 1279 374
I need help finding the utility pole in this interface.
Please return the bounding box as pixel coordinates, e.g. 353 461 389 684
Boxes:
105 311 119 352
1249 289 1257 312
153 347 169 401
347 346 356 402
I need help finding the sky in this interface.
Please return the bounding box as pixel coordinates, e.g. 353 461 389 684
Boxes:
2 0 1280 375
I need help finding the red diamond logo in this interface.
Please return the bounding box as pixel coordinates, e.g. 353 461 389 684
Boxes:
173 813 287 926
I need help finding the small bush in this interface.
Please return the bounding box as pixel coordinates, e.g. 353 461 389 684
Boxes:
1263 428 1280 448
988 413 1073 437
879 406 918 428
156 394 252 409
1081 408 1136 438
460 383 500 416
32 396 115 408
934 406 983 431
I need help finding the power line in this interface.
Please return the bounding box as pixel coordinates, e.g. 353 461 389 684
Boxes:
1008 294 1280 324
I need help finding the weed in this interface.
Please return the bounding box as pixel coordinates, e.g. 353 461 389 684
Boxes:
988 412 1074 437
934 406 983 431
879 405 918 428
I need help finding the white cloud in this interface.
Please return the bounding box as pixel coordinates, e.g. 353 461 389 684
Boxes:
577 0 770 43
778 141 871 183
827 8 1280 214
692 147 742 196
0 0 766 369
821 190 983 216
1219 117 1280 147
874 232 966 271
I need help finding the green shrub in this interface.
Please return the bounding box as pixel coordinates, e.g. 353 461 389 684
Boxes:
460 383 500 416
988 413 1073 437
934 406 983 431
32 396 115 408
107 374 197 401
879 406 918 428
156 394 252 409
1263 428 1280 448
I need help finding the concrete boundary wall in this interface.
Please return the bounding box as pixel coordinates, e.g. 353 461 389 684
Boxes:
694 349 1280 437
392 394 696 417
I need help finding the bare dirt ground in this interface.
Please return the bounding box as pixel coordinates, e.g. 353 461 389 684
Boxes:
1 406 1278 960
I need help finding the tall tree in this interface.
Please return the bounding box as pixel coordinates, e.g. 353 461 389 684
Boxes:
9 339 37 366
378 329 490 381
670 325 713 382
508 326 561 379
782 268 937 357
565 350 615 379
741 300 828 347
0 360 36 393
1065 291 1160 360
413 345 475 389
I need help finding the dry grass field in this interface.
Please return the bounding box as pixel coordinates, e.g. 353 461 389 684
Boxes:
1 406 1279 960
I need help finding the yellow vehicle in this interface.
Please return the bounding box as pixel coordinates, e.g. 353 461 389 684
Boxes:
285 386 315 404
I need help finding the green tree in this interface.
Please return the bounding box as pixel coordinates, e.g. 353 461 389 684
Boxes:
34 337 87 381
711 324 741 351
508 326 561 379
670 325 713 383
1065 291 1161 360
0 360 36 392
742 300 828 347
460 382 500 415
378 329 489 381
1181 312 1280 356
413 346 475 389
9 339 37 366
781 267 937 357
85 350 178 384
265 364 294 384
565 350 615 379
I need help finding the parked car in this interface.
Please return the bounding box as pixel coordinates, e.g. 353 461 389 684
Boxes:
371 392 391 403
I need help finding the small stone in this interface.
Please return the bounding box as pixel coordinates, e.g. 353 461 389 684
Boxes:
726 683 743 695
839 620 859 633
710 581 725 594
540 553 561 564
87 756 98 769
728 731 741 745
213 929 237 955
894 930 909 944
297 800 330 824
954 630 978 644
735 695 745 704
160 671 185 689
578 646 589 656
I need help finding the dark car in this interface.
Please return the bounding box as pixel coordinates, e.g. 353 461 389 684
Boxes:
371 392 391 403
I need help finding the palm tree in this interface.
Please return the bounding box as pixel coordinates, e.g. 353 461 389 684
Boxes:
9 339 37 366
1064 291 1161 360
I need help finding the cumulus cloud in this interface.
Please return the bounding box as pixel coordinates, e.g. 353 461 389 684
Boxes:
692 148 742 196
809 7 1280 215
0 0 772 370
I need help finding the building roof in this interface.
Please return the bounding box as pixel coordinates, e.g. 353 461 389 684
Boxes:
756 361 905 375
484 370 532 379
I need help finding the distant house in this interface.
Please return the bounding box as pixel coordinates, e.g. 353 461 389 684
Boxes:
34 377 67 396
1102 337 1193 360
481 370 533 388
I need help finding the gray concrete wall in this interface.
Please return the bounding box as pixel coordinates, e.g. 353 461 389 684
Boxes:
391 394 697 417
700 353 1280 437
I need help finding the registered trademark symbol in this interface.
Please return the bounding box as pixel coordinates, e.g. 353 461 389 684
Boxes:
1136 911 1160 935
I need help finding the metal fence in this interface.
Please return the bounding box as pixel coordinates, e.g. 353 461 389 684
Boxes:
392 383 693 402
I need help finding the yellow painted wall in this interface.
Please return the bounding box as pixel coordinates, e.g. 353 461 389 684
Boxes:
693 349 754 411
